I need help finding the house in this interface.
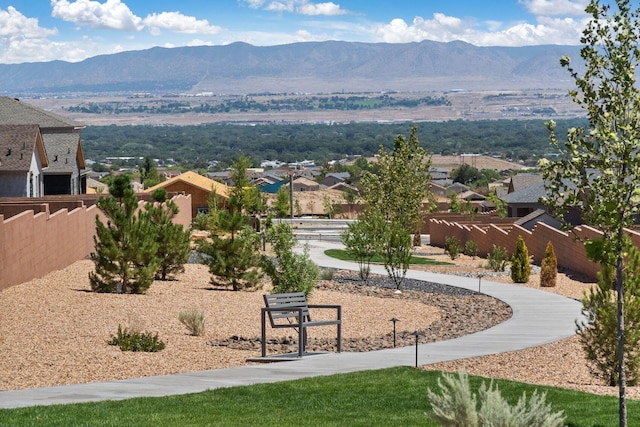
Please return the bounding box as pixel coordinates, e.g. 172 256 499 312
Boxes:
145 170 229 219
501 180 548 217
0 97 87 195
291 176 320 192
0 125 49 197
319 172 349 187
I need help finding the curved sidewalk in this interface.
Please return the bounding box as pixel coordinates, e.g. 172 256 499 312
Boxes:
0 240 584 409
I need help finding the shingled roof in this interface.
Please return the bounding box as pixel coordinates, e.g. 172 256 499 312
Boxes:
0 97 83 129
0 125 48 172
43 132 86 172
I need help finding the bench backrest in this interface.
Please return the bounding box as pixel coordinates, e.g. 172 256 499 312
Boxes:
263 292 311 327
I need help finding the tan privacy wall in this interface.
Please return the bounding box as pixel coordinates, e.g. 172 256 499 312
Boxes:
427 218 640 282
0 194 191 291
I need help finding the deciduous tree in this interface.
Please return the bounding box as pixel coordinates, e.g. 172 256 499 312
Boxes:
360 125 431 289
539 1 640 423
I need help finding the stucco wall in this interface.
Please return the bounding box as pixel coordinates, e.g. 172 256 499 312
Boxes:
428 218 629 282
0 194 192 290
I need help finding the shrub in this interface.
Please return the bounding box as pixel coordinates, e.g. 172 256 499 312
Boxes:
578 242 640 386
179 309 206 336
427 371 565 427
464 240 479 258
320 267 336 280
413 231 422 247
262 223 319 297
486 245 508 272
540 241 558 287
510 236 530 283
444 236 462 260
108 325 166 352
192 213 210 231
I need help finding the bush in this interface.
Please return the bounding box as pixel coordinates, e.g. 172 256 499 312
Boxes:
486 245 508 272
540 241 558 287
578 242 640 386
320 267 336 280
179 309 206 336
262 223 319 297
192 213 210 231
463 240 479 258
510 236 530 283
444 236 462 260
108 325 166 352
427 371 565 427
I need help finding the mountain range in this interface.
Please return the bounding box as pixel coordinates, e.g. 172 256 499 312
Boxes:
0 40 583 96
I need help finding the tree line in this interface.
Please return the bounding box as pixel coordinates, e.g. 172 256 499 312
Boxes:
82 118 587 169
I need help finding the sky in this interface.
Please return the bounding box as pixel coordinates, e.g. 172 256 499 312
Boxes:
0 0 601 65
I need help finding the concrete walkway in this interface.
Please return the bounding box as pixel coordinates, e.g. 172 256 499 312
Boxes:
0 240 584 409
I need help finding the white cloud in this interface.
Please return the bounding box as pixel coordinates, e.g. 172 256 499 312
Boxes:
297 2 347 16
143 12 223 36
373 12 586 47
0 6 60 63
519 0 589 16
241 0 347 16
51 0 144 31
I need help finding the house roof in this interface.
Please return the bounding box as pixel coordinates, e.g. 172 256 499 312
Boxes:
0 97 83 129
145 170 229 198
501 181 547 204
509 173 543 193
292 176 319 187
0 125 48 172
42 132 85 173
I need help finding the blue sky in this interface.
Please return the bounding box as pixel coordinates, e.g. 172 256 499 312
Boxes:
0 0 597 64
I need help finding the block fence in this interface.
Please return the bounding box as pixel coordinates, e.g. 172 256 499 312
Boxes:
429 218 640 283
0 194 191 291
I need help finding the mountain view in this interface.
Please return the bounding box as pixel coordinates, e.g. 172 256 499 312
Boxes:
0 40 583 96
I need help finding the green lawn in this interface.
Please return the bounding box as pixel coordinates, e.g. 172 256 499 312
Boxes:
324 249 452 266
1 367 636 426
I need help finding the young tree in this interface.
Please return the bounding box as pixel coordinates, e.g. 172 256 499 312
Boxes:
197 156 263 290
538 1 640 423
540 241 558 288
359 125 431 289
139 156 163 189
262 222 319 297
578 241 640 388
273 185 290 218
342 214 384 282
322 194 335 219
510 236 530 284
146 189 191 281
89 186 160 294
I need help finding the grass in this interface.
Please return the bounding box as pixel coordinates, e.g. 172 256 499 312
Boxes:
324 249 452 266
1 367 637 426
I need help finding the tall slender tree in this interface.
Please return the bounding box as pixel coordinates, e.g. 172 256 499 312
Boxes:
359 125 431 289
539 2 640 424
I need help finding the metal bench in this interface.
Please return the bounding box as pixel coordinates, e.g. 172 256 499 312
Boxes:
261 292 342 358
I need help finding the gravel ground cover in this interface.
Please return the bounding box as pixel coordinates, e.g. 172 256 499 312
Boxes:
1 244 636 400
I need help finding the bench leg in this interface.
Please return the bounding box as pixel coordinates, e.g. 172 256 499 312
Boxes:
298 311 304 357
261 309 267 358
337 323 341 353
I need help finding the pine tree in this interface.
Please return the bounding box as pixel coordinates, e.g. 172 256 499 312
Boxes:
510 236 530 284
578 240 640 387
146 189 191 281
197 156 263 290
540 241 558 287
89 187 160 294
